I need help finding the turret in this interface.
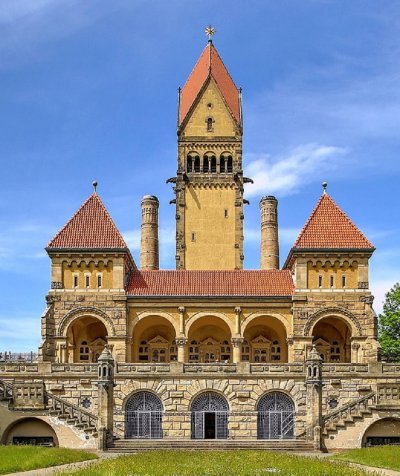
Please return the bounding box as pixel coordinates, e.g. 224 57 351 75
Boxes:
260 195 279 270
140 195 159 270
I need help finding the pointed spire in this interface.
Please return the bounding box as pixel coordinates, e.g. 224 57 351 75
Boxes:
179 40 240 127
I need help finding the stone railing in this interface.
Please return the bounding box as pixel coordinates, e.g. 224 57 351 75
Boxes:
382 363 400 374
250 363 304 374
116 363 171 374
0 379 13 400
183 363 237 374
323 391 376 428
51 363 97 373
322 363 369 373
46 390 98 433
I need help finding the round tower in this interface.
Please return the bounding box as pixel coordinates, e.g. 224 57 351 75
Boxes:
140 195 159 270
259 195 279 270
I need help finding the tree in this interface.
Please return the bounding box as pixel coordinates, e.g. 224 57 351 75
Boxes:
379 283 400 362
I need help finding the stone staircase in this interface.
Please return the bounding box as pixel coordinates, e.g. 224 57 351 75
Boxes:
0 378 98 438
46 391 98 438
322 392 376 437
108 438 316 452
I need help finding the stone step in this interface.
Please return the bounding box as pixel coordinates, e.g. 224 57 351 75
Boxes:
108 439 316 452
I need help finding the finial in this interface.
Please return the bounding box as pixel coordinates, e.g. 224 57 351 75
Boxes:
322 181 328 194
205 25 216 43
92 180 98 193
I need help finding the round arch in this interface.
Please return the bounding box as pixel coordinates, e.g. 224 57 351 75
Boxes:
304 307 362 337
185 311 234 336
1 417 59 446
241 312 291 335
59 307 115 337
124 390 163 439
257 391 295 440
131 311 179 337
190 391 229 440
362 417 400 447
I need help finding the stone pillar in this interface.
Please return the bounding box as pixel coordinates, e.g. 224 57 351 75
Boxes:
232 338 243 363
140 195 159 270
259 195 279 270
305 345 323 449
176 338 187 363
97 346 115 450
178 306 185 335
234 307 241 335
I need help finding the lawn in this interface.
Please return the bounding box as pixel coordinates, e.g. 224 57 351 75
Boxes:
0 445 97 475
60 450 375 476
334 445 400 471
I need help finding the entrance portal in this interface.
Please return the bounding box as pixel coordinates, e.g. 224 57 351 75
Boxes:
125 391 163 439
257 392 294 439
191 392 229 439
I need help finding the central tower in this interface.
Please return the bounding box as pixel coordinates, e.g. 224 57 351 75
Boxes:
172 38 244 270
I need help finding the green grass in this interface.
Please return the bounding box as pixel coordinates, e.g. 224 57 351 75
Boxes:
0 445 97 474
60 450 375 476
334 445 400 471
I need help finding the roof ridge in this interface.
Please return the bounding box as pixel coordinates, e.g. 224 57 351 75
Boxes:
209 43 238 92
180 43 210 94
293 193 325 247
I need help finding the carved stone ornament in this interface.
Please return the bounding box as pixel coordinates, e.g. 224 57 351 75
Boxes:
175 338 188 347
231 338 244 348
360 295 374 305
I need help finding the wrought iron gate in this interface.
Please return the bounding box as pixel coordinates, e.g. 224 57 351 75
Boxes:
125 391 163 439
191 392 229 439
257 392 294 439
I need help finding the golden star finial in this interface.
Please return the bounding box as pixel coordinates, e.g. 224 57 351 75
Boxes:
205 25 216 42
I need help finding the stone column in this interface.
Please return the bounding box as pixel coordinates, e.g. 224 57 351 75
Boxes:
234 307 241 335
178 306 185 335
97 346 115 450
176 338 187 363
232 338 244 363
140 195 159 270
260 195 279 270
305 345 323 449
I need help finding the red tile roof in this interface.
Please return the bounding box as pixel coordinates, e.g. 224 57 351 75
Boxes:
47 193 128 250
179 42 240 126
127 270 294 297
293 193 374 250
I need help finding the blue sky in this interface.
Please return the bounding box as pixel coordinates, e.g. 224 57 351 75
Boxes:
0 0 399 351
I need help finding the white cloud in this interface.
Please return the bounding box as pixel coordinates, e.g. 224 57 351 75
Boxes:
244 143 347 198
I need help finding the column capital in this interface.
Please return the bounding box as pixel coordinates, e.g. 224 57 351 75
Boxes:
231 337 244 348
176 338 188 347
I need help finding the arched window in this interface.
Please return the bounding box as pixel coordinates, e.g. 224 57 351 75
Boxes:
220 156 226 173
125 391 163 439
206 117 213 132
210 156 217 173
189 340 200 362
191 392 229 439
257 392 294 439
79 341 89 362
194 156 200 173
138 340 149 361
203 154 210 173
227 155 233 173
187 155 193 173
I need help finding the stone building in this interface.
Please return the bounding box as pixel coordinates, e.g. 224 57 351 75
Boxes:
1 38 400 452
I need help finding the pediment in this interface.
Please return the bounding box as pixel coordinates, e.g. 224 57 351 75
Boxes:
251 335 271 345
314 338 330 347
201 337 220 346
148 335 169 344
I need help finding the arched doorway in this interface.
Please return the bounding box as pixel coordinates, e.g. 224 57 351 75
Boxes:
191 392 229 440
125 391 163 439
362 418 400 447
312 317 352 362
66 316 107 363
2 418 58 446
257 392 294 439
